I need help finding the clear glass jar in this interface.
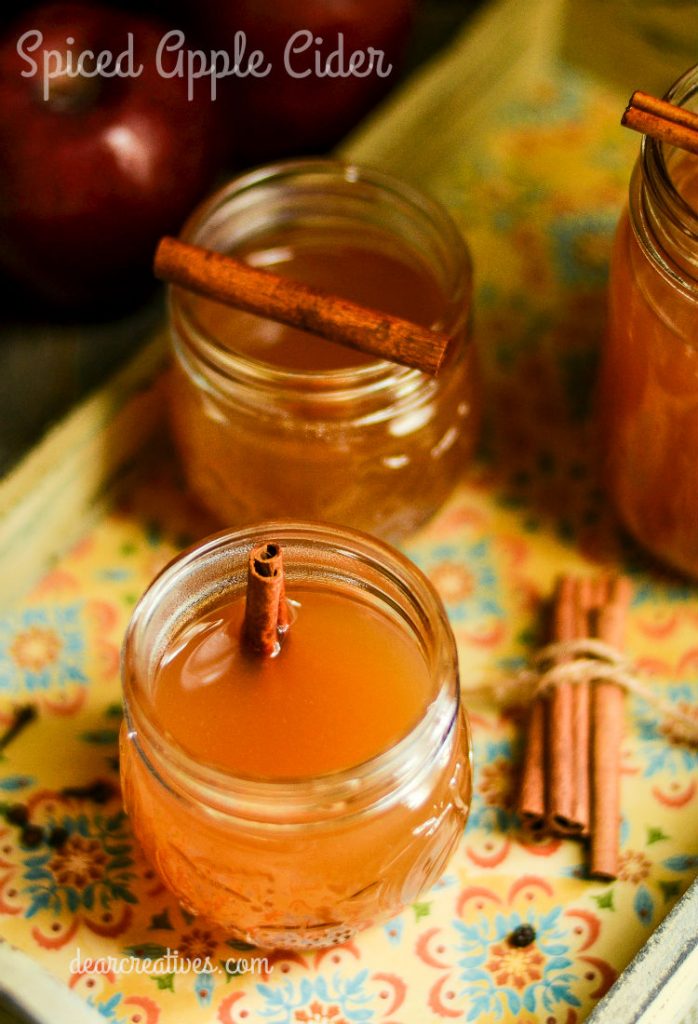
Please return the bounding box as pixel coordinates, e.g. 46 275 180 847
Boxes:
120 521 472 949
599 64 698 575
167 159 478 542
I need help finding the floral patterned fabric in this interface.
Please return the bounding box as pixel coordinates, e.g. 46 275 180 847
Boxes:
1 63 698 1024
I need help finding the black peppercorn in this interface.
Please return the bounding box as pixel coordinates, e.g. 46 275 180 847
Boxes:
20 824 44 849
509 924 536 948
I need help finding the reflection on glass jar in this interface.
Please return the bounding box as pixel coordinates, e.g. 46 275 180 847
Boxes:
168 160 478 541
599 65 698 575
120 522 472 949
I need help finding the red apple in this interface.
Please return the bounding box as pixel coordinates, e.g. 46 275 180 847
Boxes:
0 3 226 311
195 0 416 162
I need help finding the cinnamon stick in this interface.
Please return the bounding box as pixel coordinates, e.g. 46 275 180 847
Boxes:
520 579 579 835
154 236 452 377
519 699 546 832
520 595 556 833
242 542 289 657
590 576 632 880
571 577 594 836
548 576 584 835
622 90 698 156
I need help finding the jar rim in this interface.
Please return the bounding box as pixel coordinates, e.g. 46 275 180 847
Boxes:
171 157 472 396
122 520 462 823
637 63 698 289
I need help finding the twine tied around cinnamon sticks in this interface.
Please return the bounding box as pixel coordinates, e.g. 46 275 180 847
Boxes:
492 575 698 881
518 639 698 742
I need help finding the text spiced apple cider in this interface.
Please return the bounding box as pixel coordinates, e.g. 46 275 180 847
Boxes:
120 523 472 949
166 160 478 542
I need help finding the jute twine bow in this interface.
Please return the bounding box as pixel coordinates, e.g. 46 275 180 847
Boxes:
469 638 698 745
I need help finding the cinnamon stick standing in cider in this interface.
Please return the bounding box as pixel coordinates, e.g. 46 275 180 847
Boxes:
590 576 632 880
242 542 289 657
154 236 451 376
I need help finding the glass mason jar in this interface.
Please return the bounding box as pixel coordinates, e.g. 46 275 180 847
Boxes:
120 521 472 950
167 160 478 542
599 64 698 575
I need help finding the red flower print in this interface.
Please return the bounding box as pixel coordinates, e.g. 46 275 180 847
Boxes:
617 850 651 885
295 1001 348 1024
49 836 108 889
10 627 62 670
485 941 545 990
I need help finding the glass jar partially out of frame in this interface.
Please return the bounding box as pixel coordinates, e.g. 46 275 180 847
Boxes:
599 64 698 576
167 159 478 542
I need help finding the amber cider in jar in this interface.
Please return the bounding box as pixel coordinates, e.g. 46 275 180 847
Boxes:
599 65 698 575
120 522 472 949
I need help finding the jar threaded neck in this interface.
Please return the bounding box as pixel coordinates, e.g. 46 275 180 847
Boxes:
637 64 698 290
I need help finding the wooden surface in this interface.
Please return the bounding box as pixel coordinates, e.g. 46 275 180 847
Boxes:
0 334 168 610
0 296 163 477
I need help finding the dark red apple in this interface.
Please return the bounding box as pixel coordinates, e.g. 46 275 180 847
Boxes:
195 0 416 162
0 3 226 311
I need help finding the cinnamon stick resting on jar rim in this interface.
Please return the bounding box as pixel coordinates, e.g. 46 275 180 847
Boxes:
622 90 698 155
154 236 452 377
243 542 289 657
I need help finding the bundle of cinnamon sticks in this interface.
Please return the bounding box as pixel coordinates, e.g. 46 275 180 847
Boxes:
519 575 632 879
